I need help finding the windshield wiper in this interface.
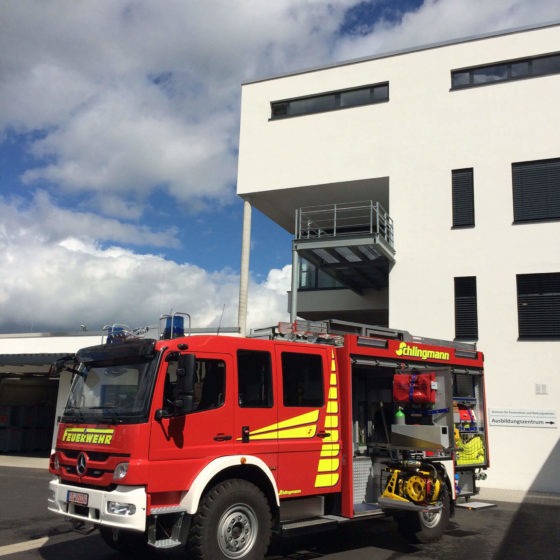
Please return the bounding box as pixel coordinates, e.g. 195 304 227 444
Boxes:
85 406 124 425
63 406 85 423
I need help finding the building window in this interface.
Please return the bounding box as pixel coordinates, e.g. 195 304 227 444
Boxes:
299 259 344 290
271 82 389 119
237 350 273 408
452 168 475 227
517 273 560 339
512 157 560 223
281 352 324 407
451 52 560 89
454 277 478 340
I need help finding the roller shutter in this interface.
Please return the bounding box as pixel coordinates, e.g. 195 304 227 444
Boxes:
512 158 560 222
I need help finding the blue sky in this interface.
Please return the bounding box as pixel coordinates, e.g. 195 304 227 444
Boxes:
1 0 559 333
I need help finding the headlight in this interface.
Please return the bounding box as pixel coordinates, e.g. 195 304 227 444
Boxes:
113 462 129 481
107 501 136 516
49 452 60 472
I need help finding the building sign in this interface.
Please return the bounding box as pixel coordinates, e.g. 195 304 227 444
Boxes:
489 408 557 429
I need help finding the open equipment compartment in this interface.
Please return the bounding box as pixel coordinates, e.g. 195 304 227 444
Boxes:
340 323 487 513
349 362 456 513
452 369 488 496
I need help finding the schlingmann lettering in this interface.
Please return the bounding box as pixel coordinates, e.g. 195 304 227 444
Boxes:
395 342 450 361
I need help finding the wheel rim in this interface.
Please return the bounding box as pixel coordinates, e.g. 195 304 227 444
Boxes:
217 502 259 559
420 509 442 529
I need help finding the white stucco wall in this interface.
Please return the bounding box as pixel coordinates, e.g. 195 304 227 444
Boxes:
238 24 560 493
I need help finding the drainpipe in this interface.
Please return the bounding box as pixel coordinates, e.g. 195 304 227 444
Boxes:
238 199 252 336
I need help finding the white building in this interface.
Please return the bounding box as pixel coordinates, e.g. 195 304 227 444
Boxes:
237 22 560 493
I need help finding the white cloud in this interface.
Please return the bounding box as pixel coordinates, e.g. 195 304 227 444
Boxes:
1 0 355 211
335 0 560 60
0 191 179 248
0 222 290 333
0 0 558 333
246 265 292 330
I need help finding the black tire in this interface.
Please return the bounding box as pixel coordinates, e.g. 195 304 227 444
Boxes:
98 526 148 554
395 485 451 544
188 479 272 560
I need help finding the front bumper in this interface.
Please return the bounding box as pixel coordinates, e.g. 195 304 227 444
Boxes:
48 478 147 532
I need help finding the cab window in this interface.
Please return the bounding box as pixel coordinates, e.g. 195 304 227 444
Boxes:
281 352 324 407
163 357 225 413
237 349 273 408
193 359 226 411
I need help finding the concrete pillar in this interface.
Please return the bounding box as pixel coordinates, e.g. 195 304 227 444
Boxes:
238 200 252 336
290 242 300 324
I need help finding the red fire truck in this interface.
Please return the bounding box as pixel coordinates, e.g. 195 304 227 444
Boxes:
48 316 488 559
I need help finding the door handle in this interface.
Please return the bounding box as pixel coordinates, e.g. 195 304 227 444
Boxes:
214 433 232 442
317 431 330 439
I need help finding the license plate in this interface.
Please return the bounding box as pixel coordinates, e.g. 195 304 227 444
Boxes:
67 491 89 506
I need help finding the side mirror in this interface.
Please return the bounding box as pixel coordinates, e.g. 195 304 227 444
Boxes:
174 354 195 414
49 355 79 378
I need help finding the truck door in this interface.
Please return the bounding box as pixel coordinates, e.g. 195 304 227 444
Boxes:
148 353 235 490
234 348 279 475
275 346 341 496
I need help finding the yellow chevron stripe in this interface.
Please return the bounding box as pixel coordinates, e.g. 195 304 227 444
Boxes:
327 401 338 414
250 424 317 440
249 410 319 436
314 350 341 489
320 443 340 457
318 458 340 472
315 473 340 488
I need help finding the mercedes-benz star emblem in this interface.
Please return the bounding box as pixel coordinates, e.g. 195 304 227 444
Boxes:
76 452 88 476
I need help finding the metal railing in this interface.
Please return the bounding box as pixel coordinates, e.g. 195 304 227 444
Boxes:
295 201 394 248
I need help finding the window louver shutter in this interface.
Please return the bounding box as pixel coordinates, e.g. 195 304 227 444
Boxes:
455 276 478 340
512 158 560 222
452 169 474 227
517 273 560 339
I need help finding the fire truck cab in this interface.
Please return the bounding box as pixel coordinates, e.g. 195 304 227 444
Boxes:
48 317 488 560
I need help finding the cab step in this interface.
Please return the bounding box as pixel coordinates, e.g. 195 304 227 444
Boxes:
151 538 182 549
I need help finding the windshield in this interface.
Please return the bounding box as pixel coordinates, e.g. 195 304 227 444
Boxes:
63 339 159 424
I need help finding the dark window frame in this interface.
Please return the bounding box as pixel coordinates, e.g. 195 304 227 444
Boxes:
271 82 389 120
454 276 478 341
451 51 560 90
517 273 560 340
452 168 475 228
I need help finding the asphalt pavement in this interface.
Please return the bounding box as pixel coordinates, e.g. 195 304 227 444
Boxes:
1 455 559 560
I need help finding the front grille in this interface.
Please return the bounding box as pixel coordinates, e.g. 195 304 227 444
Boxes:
63 450 127 461
57 448 130 488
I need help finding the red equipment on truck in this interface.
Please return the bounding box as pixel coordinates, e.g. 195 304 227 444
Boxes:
48 315 488 559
